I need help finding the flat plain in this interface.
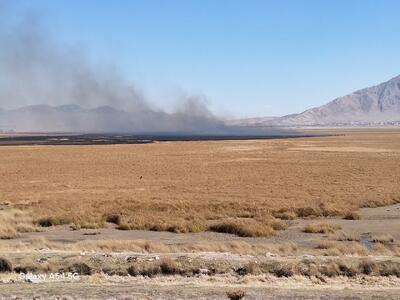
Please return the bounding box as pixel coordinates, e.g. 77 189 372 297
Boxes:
1 129 400 232
0 129 400 299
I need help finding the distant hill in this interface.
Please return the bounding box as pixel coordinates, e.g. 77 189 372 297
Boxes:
0 104 226 133
240 75 400 127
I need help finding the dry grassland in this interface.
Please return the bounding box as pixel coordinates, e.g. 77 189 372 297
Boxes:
1 129 400 236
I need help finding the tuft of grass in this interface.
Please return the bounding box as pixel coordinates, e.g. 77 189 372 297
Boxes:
0 208 39 239
127 262 161 277
160 258 180 275
0 257 12 273
105 214 121 225
208 219 275 237
67 262 92 275
316 241 368 256
343 211 361 220
226 290 246 300
358 259 378 275
37 216 71 227
303 223 341 234
377 261 400 277
295 207 323 218
235 261 259 276
371 234 394 244
14 265 39 274
273 210 296 220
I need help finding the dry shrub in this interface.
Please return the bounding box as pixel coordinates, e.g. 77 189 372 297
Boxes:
295 207 323 218
303 223 341 234
294 203 347 219
67 262 92 275
273 209 296 220
371 235 394 244
338 263 358 277
317 241 368 256
260 261 296 277
360 197 400 208
0 208 38 239
127 262 161 277
358 259 378 275
160 258 180 275
226 290 246 300
14 265 39 274
377 261 400 277
37 216 71 227
272 263 294 277
0 257 12 273
235 261 259 276
343 211 361 220
318 262 341 277
105 214 121 225
208 219 275 237
371 243 393 256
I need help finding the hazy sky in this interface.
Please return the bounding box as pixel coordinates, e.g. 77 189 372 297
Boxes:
2 0 400 118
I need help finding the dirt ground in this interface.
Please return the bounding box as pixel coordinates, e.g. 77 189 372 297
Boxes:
1 278 400 300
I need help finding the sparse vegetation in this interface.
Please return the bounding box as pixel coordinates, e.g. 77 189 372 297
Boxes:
67 262 92 275
331 232 360 242
371 234 394 244
303 223 342 234
316 241 368 256
37 216 71 227
226 290 246 300
0 208 39 239
343 211 361 220
0 257 12 273
105 214 121 225
208 219 276 237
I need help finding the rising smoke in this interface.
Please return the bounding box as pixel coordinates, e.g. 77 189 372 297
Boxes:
0 7 290 136
0 10 231 133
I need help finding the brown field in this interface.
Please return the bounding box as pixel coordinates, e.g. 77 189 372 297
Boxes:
1 129 400 298
1 129 400 235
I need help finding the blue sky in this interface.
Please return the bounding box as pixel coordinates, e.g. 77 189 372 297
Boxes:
2 0 400 117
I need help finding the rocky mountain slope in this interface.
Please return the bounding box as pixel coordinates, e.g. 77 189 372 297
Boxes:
247 75 400 127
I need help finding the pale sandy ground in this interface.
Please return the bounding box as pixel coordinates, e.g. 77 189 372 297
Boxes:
1 277 400 300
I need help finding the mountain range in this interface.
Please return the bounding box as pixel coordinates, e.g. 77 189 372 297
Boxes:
1 75 400 132
236 74 400 127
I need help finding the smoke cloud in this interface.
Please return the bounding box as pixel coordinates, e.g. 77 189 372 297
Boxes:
0 8 292 136
0 12 232 133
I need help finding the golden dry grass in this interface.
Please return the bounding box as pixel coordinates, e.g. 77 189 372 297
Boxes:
1 129 400 234
0 208 39 239
303 223 342 234
0 236 301 256
316 241 369 256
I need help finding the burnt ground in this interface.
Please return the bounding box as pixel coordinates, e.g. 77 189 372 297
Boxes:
0 132 326 146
